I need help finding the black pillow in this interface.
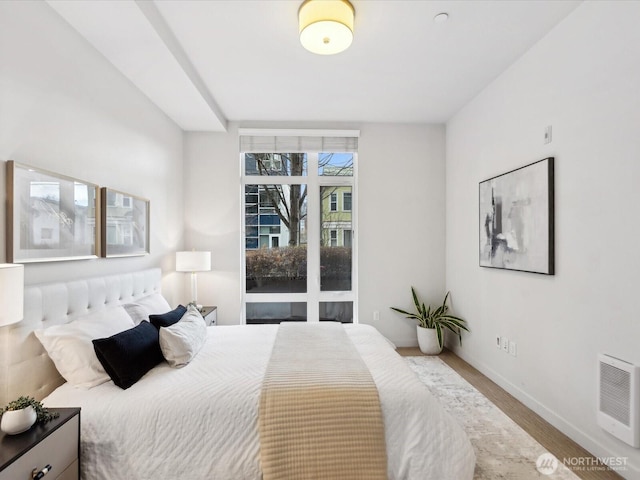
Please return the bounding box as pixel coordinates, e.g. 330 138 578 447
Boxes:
149 305 187 329
93 321 164 389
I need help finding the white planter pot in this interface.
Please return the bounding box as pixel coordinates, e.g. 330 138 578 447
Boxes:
416 326 443 355
1 406 37 435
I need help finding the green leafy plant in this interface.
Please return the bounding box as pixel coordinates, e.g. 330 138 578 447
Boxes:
1 396 59 424
391 288 470 348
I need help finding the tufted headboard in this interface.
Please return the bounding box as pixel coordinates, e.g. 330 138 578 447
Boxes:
0 268 163 406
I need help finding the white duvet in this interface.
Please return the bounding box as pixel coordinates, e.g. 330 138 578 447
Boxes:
44 324 475 480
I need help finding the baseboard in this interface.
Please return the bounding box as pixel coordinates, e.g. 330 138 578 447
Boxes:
451 347 640 478
389 338 419 348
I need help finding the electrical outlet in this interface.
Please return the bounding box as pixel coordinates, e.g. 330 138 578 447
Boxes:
509 341 517 357
496 336 501 349
502 337 509 353
373 311 379 321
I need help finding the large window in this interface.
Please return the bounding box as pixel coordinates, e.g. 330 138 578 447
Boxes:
241 130 358 324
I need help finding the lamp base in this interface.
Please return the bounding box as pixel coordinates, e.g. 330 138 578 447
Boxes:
187 301 204 312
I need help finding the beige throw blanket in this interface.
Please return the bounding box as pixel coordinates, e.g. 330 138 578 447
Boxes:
258 322 387 480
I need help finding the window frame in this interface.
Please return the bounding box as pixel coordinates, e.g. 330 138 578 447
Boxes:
240 129 359 324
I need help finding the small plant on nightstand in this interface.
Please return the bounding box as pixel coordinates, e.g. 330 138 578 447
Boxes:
1 396 59 426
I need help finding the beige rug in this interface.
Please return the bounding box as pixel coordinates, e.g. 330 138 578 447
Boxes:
405 356 581 480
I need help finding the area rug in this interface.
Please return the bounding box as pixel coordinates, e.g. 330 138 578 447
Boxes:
405 356 580 480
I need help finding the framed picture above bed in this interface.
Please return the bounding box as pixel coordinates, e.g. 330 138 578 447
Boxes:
479 157 554 275
100 187 149 258
6 160 100 263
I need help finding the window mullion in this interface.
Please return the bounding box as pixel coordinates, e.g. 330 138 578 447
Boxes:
306 152 320 322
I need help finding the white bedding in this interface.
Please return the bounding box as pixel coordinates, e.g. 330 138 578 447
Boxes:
44 324 475 480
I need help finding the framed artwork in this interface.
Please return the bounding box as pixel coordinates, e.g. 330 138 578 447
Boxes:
100 187 149 257
479 157 554 275
6 161 100 263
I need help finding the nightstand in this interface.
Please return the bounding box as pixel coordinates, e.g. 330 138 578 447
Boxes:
200 306 217 326
0 408 80 480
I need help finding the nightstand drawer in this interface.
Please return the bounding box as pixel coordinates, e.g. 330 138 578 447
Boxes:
200 306 217 326
0 415 78 480
57 459 79 480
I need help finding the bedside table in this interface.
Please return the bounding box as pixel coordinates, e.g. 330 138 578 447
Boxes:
0 408 80 480
200 306 217 326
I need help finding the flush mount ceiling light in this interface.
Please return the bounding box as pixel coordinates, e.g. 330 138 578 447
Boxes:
298 0 355 55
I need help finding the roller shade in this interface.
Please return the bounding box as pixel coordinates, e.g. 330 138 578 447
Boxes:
239 130 359 153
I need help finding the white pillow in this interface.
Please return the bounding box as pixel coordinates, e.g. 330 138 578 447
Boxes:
159 305 207 368
123 293 171 324
34 306 135 388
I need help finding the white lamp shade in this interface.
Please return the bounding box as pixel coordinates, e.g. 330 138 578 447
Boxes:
0 264 24 327
176 251 211 272
299 0 354 55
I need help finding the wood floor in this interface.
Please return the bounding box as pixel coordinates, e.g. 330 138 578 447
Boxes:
397 347 622 480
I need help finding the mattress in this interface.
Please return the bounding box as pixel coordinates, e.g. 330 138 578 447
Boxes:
43 323 475 480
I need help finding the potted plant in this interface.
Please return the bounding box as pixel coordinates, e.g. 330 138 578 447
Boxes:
1 396 59 435
391 288 469 355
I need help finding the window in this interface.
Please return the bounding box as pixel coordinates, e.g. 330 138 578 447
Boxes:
343 192 352 211
106 190 117 206
245 153 307 176
344 230 352 248
330 230 338 247
330 193 337 211
241 129 358 324
107 225 116 244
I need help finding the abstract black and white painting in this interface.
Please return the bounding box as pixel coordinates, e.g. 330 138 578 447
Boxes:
479 157 554 275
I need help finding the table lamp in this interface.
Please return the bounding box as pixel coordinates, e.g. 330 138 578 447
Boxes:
175 251 211 309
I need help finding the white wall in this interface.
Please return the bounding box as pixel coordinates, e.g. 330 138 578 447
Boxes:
183 128 243 324
446 1 640 476
0 1 184 301
359 123 446 345
184 122 446 342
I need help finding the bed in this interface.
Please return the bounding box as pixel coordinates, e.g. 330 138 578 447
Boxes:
0 269 475 480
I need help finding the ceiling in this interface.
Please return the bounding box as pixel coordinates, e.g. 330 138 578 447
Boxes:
46 0 582 132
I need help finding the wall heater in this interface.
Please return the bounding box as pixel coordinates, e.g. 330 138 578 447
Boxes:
598 354 640 447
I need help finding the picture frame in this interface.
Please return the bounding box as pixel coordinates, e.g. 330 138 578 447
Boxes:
479 157 554 275
100 187 149 257
6 160 100 263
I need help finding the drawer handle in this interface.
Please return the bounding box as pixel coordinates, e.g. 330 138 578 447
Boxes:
32 464 52 480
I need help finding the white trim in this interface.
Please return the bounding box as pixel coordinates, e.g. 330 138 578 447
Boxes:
306 152 320 322
239 153 247 324
244 176 307 185
246 293 309 303
239 128 360 137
